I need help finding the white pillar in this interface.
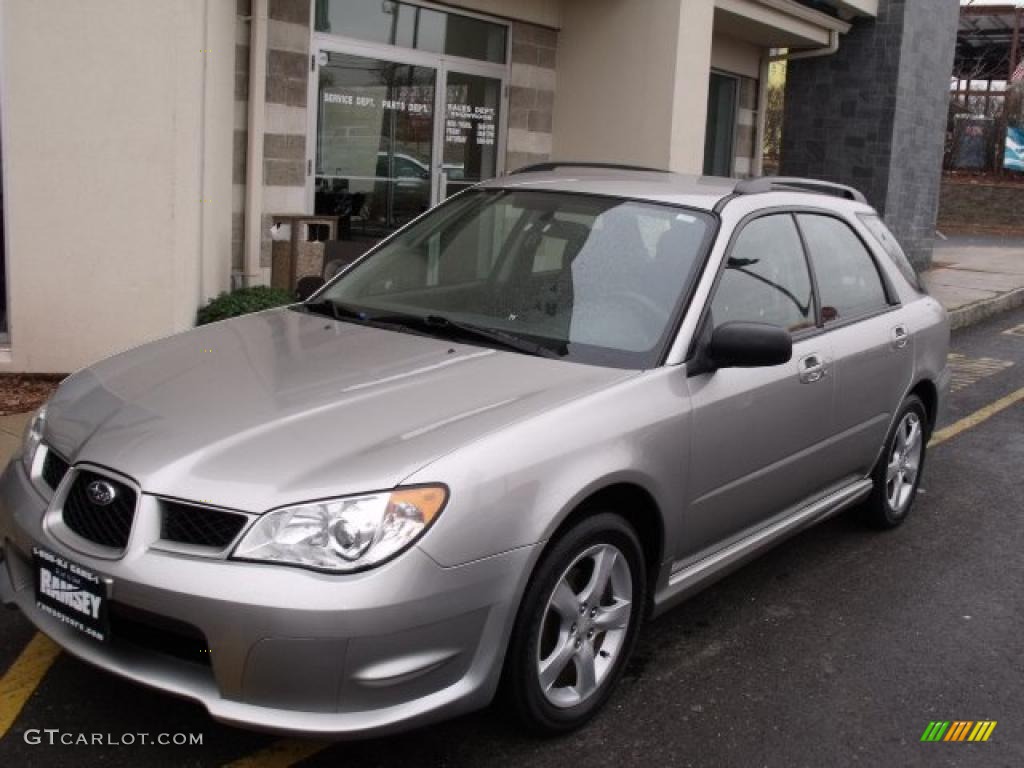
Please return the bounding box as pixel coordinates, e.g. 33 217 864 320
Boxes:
667 0 714 173
552 0 714 173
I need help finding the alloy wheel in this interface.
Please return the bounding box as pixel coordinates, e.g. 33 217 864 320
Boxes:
535 543 633 708
886 411 923 514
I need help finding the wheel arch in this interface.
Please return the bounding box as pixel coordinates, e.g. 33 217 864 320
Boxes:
540 481 666 613
908 377 938 436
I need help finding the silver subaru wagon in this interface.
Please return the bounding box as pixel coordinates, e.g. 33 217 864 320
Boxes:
1 165 950 737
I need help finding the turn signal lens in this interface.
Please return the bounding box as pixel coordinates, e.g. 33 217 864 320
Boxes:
389 487 446 524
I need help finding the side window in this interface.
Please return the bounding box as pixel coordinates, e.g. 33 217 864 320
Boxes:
858 213 922 291
797 214 889 322
711 214 815 333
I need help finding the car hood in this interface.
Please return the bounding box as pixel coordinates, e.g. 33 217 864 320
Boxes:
44 308 635 513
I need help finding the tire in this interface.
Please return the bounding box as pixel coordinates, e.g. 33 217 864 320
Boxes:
504 512 647 735
861 394 929 529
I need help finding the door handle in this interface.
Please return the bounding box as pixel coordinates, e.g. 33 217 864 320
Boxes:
799 353 828 384
891 325 909 350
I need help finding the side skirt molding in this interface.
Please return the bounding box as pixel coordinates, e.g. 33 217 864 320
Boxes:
652 478 873 617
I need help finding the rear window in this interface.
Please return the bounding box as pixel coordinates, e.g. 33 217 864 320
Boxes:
857 213 923 291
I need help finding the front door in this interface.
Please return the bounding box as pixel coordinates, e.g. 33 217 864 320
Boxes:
681 213 837 560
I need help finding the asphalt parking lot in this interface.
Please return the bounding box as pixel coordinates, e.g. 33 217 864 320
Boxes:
2 307 1023 768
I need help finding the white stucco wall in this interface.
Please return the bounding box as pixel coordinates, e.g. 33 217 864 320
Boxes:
710 31 762 79
0 0 235 372
552 0 714 173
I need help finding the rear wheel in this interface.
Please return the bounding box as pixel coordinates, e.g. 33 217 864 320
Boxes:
862 394 928 528
505 513 646 734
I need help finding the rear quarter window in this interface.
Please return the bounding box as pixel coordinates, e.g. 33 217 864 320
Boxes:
857 213 923 292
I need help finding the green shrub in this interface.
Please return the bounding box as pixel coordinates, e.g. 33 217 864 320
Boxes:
196 286 294 326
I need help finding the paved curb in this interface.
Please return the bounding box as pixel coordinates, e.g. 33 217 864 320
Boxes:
947 286 1024 331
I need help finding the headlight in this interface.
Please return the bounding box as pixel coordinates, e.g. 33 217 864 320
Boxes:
232 486 447 572
21 405 47 472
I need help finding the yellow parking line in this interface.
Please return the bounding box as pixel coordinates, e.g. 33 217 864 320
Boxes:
0 632 61 739
930 386 1024 447
222 739 331 768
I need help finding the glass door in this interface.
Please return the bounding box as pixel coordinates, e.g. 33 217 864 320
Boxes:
439 69 503 199
703 72 739 177
314 50 437 251
311 38 507 259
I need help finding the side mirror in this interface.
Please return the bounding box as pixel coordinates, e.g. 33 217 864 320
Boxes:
295 275 326 301
706 321 793 369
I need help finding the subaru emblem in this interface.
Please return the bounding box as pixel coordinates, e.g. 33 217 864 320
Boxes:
86 480 117 506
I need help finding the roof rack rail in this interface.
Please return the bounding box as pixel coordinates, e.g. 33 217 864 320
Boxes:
733 176 867 204
508 161 669 175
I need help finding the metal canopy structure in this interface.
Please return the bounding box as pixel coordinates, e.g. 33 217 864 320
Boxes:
946 2 1024 174
955 2 1023 81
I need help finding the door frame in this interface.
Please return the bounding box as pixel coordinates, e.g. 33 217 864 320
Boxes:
306 32 510 215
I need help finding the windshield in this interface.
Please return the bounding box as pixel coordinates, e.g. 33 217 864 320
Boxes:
315 189 714 368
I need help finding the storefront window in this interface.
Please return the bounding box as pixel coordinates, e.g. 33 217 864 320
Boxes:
315 0 507 64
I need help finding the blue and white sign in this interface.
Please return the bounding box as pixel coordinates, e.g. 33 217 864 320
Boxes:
1006 126 1024 172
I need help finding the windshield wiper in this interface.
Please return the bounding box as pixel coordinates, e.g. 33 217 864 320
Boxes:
370 312 564 359
299 299 371 323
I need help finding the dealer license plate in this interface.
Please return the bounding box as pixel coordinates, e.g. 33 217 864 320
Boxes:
33 546 109 642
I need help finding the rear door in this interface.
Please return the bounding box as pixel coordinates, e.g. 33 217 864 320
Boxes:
795 212 913 478
683 212 836 557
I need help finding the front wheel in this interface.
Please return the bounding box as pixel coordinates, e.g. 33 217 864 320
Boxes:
504 513 646 734
861 394 928 529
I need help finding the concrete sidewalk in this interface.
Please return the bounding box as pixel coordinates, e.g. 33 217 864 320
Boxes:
924 234 1024 329
0 413 32 466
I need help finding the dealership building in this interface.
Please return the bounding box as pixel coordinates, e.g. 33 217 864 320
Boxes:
0 0 957 372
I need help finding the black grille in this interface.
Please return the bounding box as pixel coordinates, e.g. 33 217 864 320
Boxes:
41 449 70 490
161 502 247 549
62 471 137 549
108 603 212 667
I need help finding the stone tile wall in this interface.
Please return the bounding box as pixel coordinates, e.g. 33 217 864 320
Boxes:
233 0 310 271
507 21 557 171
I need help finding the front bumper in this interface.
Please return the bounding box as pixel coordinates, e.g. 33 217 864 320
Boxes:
0 459 534 737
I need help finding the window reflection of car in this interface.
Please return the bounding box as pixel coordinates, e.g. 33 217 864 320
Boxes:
316 152 431 232
375 152 430 185
370 153 431 228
